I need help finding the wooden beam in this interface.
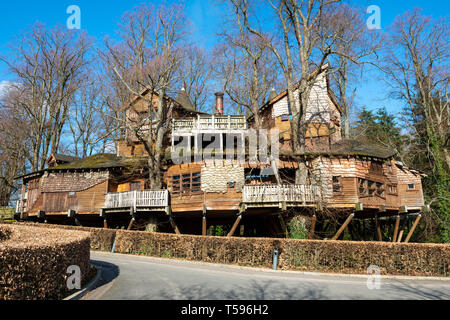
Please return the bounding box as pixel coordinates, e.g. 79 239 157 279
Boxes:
397 230 404 243
127 217 136 231
227 214 242 237
375 214 382 241
392 215 401 242
331 213 354 240
169 216 181 235
404 214 422 243
308 214 317 239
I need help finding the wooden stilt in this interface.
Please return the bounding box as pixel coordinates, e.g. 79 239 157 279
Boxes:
397 230 404 243
404 214 422 243
74 216 82 227
375 214 382 241
331 213 354 240
127 217 136 231
202 215 207 236
278 213 289 238
169 216 181 235
308 214 317 239
393 215 400 242
103 218 108 229
227 214 242 237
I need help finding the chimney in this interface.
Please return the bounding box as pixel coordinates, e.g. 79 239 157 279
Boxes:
215 92 224 116
268 88 277 102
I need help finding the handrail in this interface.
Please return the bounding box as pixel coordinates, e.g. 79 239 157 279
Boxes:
242 184 321 204
105 190 169 209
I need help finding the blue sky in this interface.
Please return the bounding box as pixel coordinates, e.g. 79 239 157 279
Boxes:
0 0 448 116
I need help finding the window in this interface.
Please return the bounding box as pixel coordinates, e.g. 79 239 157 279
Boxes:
170 172 202 196
358 178 368 196
332 176 342 194
408 184 415 190
376 182 385 198
388 184 398 195
281 115 289 121
368 180 376 196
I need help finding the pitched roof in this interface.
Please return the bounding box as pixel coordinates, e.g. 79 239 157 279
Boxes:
49 153 80 163
121 87 205 115
250 64 343 120
14 154 147 180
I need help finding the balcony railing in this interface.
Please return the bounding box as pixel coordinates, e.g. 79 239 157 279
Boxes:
242 184 321 204
104 190 169 210
173 115 247 133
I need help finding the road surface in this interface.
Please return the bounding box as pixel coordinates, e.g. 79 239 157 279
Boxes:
83 251 450 300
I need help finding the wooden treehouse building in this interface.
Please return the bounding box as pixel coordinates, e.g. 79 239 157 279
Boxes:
14 67 427 241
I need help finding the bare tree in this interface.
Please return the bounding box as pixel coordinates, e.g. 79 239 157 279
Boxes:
101 3 187 188
383 9 449 241
384 10 449 173
0 86 32 205
178 45 213 112
320 4 382 138
0 24 91 171
216 1 280 127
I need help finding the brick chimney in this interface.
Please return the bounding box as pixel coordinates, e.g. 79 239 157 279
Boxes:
215 92 224 115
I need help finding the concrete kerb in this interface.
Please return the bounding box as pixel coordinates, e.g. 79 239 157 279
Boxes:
63 265 102 300
91 251 450 282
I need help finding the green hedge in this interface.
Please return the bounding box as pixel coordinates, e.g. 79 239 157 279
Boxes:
0 224 91 300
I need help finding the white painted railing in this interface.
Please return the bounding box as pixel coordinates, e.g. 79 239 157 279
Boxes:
242 184 321 204
105 190 169 210
173 115 247 132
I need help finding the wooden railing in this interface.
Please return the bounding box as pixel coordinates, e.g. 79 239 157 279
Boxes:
242 184 321 204
104 190 169 210
173 115 247 132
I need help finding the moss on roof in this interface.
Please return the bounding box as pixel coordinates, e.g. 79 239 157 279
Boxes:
48 153 147 171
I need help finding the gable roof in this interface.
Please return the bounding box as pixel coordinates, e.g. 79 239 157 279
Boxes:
250 64 343 120
121 87 206 115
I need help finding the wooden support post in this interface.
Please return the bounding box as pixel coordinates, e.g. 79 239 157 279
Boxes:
392 215 400 242
397 230 404 243
169 216 181 235
404 214 422 243
74 215 82 226
227 214 242 237
308 214 317 239
202 215 207 236
277 213 289 238
127 216 136 231
103 218 108 229
375 214 382 241
38 210 45 219
331 213 354 240
68 210 75 218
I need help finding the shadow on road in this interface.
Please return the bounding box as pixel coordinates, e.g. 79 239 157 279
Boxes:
90 260 120 291
153 279 327 300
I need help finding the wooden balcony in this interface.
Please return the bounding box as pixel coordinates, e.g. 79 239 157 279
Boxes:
172 115 247 133
104 190 169 212
242 184 321 207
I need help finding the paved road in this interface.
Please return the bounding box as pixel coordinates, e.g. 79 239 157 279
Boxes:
83 251 450 300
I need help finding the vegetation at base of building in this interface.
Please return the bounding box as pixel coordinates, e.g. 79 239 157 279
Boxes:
288 216 308 240
0 207 14 221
